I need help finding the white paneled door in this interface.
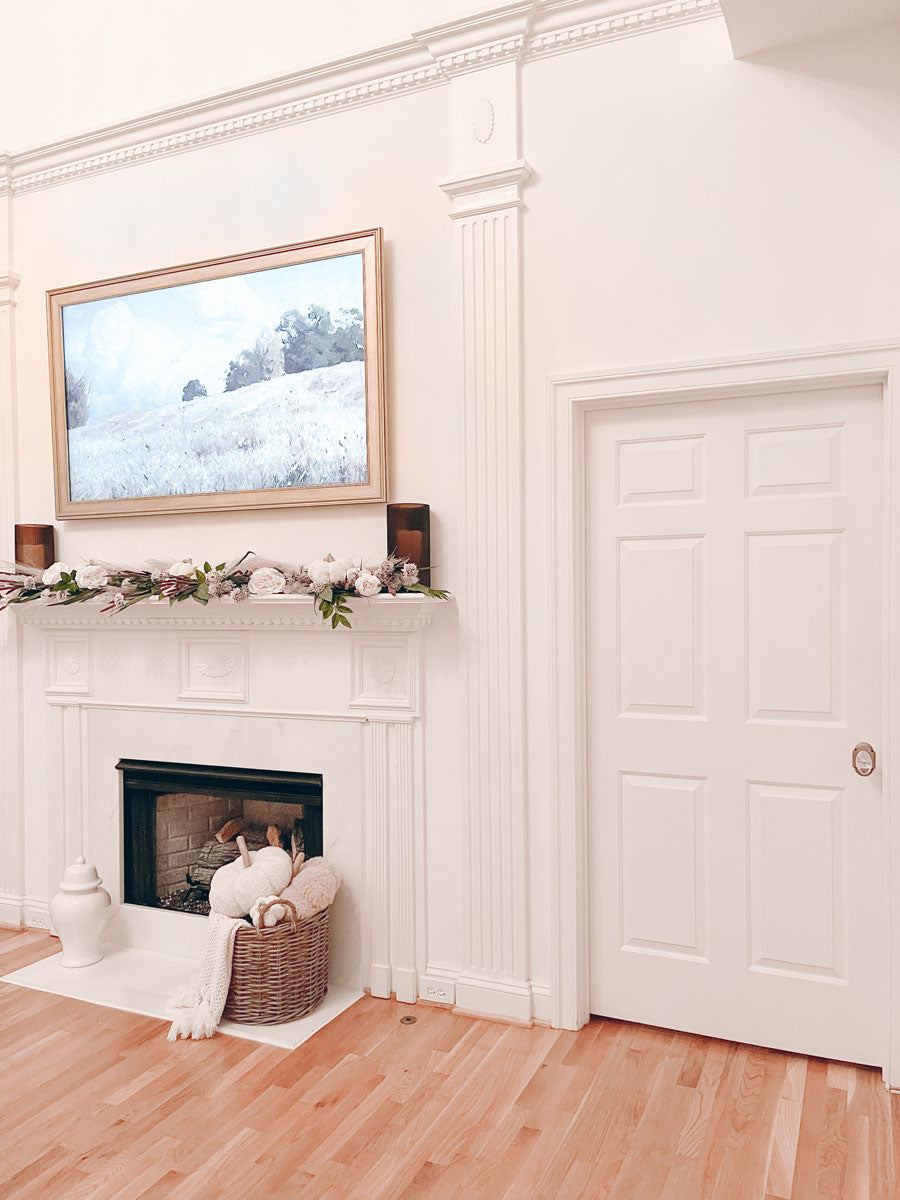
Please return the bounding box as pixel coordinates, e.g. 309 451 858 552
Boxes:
587 384 885 1064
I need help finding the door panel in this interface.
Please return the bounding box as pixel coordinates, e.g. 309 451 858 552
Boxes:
587 384 885 1065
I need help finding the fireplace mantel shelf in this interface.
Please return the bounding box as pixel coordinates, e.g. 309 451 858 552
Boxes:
15 593 446 631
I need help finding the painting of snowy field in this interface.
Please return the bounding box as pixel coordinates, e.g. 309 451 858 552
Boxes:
66 362 366 499
48 231 386 516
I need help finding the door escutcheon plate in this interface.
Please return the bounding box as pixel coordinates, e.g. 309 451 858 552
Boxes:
852 742 876 777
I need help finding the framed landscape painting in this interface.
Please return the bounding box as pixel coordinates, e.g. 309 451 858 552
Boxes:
47 229 386 518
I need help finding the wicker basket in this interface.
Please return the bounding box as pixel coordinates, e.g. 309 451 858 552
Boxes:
223 899 330 1025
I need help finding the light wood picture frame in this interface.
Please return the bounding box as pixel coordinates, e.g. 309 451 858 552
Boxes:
47 229 387 519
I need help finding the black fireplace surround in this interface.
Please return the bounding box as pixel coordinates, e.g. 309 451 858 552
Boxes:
117 758 323 910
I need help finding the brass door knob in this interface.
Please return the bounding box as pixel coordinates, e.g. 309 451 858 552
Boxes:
852 742 876 777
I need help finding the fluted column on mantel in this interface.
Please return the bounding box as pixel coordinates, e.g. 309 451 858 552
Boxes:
0 155 25 924
437 44 533 1018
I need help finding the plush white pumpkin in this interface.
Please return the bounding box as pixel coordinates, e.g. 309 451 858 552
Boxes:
279 857 341 920
249 894 288 928
209 840 293 918
301 856 341 887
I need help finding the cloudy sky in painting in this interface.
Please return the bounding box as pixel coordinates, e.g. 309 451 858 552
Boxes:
61 252 364 421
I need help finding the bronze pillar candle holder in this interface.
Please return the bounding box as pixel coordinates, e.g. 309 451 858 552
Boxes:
387 503 430 586
14 524 56 571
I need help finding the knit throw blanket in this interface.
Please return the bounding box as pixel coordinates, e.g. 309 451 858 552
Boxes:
166 912 245 1041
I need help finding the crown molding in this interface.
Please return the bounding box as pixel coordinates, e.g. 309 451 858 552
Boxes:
9 39 443 196
528 0 720 57
6 0 722 196
413 1 536 75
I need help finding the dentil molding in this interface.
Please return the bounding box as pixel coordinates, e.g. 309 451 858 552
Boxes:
0 0 721 196
16 595 440 631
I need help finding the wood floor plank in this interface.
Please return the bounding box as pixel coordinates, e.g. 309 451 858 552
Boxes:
787 1057 829 1197
764 1092 804 1198
0 931 898 1200
814 1086 848 1199
659 1041 733 1200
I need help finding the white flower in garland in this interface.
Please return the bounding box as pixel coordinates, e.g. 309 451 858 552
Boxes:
168 559 195 578
248 567 286 597
206 570 233 597
354 571 382 598
42 562 70 586
283 568 311 595
75 563 109 590
400 561 419 586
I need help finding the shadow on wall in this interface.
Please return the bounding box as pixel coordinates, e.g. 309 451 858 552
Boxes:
744 20 900 101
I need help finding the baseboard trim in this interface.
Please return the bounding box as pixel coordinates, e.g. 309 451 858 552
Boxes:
0 893 24 928
453 973 534 1024
531 981 553 1026
392 966 417 1005
369 962 391 1000
23 898 52 932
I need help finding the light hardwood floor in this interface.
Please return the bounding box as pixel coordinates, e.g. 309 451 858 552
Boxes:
1 929 899 1199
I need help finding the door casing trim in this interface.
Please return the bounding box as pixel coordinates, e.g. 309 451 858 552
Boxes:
548 339 900 1089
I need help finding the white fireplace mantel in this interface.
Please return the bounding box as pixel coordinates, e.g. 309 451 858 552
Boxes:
4 593 449 1010
15 593 442 631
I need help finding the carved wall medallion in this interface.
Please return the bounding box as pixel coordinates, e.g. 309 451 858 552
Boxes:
196 653 235 679
370 656 398 686
44 634 92 695
351 637 419 712
472 97 495 144
178 636 247 702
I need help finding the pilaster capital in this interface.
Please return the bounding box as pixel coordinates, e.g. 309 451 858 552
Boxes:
0 273 21 307
414 2 535 76
439 159 532 217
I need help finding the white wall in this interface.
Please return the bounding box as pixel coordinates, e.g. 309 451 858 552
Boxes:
5 3 900 1014
0 0 480 149
520 15 900 985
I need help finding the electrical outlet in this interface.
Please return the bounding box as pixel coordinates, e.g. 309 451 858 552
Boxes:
26 909 50 930
424 981 454 1005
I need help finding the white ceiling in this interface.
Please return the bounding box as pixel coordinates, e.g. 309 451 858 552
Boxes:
721 0 900 58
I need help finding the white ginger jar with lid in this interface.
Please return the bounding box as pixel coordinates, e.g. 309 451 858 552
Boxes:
50 857 112 967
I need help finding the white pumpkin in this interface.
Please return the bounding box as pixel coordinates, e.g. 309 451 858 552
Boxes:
279 857 341 920
208 840 293 918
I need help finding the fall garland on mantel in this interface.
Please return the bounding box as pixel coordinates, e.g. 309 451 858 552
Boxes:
0 551 449 629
